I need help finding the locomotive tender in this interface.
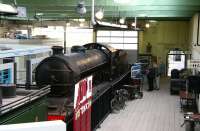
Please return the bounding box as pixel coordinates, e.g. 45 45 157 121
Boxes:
35 43 130 130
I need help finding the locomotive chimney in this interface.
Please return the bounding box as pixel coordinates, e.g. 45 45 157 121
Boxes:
52 46 64 55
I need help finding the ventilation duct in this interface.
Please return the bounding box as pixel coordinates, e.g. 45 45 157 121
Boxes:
96 20 128 28
0 3 18 15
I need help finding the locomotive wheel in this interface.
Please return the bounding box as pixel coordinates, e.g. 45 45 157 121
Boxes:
185 121 195 131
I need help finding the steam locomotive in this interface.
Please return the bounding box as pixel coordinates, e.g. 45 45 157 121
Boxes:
35 43 130 130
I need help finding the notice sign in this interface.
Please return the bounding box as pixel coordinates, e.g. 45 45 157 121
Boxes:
188 60 200 69
73 76 93 131
17 7 27 17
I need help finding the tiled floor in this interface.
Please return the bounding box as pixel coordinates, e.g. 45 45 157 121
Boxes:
96 78 185 131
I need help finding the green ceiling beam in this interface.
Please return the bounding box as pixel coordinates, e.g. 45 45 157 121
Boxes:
18 5 200 12
9 0 200 6
26 10 194 18
4 0 200 6
94 0 200 6
4 10 195 20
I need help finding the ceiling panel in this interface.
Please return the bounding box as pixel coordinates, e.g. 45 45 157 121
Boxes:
2 0 200 20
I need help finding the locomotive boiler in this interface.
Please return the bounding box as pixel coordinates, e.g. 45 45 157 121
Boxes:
35 43 130 130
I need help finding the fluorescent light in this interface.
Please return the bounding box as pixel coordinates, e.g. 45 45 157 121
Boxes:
0 3 17 15
149 20 157 23
73 19 79 22
145 23 150 28
114 0 131 4
78 18 85 22
131 22 136 27
119 18 125 24
36 13 43 16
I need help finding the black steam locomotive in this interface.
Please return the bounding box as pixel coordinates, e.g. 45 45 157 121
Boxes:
35 43 130 130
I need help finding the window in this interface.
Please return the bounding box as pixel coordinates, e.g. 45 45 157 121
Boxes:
97 30 138 50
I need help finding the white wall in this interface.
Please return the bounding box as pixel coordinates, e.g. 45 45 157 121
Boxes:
0 120 66 131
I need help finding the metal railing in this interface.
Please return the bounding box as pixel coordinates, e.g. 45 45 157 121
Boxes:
0 85 50 115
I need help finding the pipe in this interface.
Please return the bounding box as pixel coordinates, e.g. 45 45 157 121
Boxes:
197 13 200 46
134 17 137 30
91 0 96 26
64 24 66 54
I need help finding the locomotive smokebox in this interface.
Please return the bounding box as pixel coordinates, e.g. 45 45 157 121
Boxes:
52 46 64 55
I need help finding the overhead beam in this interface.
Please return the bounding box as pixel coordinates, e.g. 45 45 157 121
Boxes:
17 5 200 11
9 0 200 6
2 0 200 20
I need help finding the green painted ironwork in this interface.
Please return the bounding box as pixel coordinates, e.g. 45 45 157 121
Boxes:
1 0 200 20
0 96 48 124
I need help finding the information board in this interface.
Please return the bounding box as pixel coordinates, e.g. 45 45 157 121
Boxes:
74 76 93 131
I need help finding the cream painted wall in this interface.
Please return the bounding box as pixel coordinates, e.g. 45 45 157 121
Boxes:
139 21 190 63
0 27 8 37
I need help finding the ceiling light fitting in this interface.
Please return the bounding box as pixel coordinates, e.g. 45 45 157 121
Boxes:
76 0 87 15
145 23 150 28
36 13 43 16
95 8 104 20
119 18 125 24
131 22 136 27
149 20 157 23
78 18 85 22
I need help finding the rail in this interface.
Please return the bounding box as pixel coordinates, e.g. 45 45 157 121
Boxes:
0 85 50 115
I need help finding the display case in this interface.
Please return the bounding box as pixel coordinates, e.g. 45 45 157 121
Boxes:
0 44 51 84
167 49 186 76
